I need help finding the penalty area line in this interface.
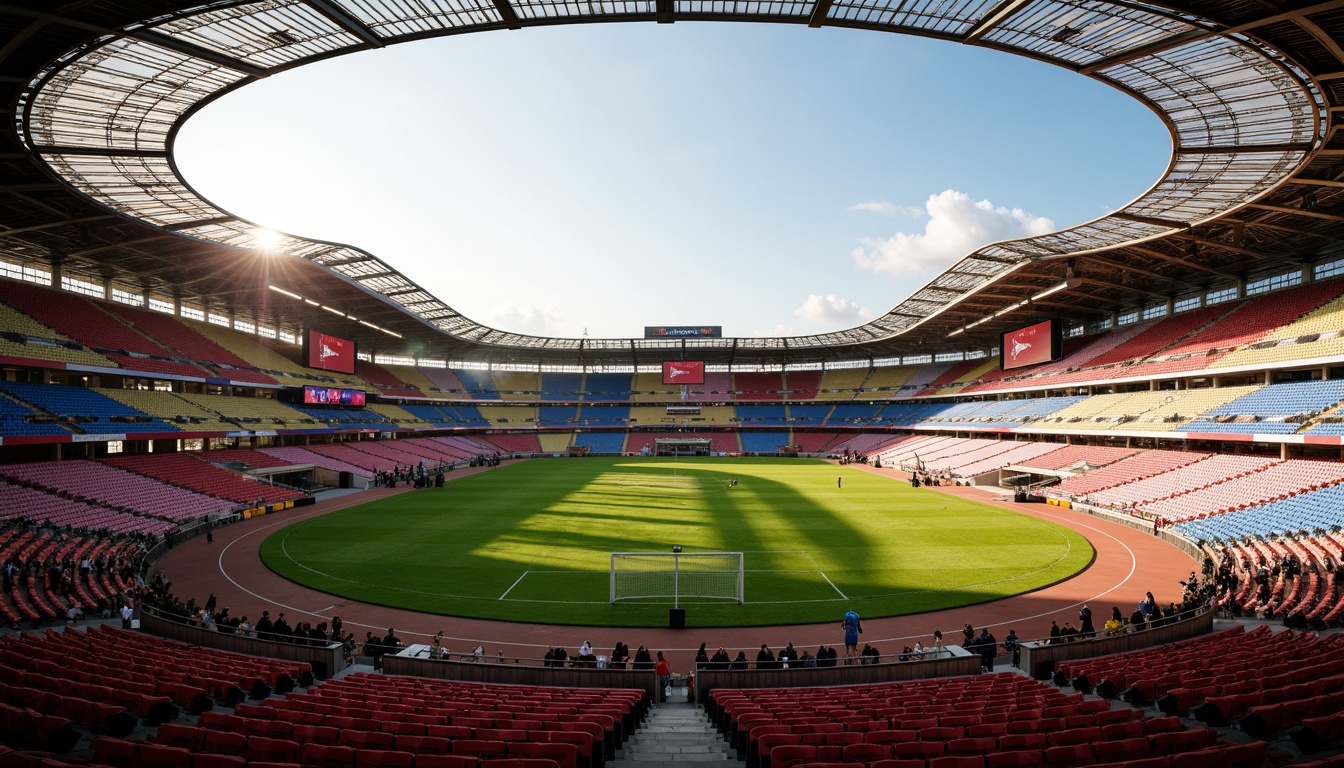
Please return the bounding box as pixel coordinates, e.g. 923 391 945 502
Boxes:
499 572 529 601
819 571 848 600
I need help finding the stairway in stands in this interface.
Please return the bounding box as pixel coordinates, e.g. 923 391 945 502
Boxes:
610 702 733 766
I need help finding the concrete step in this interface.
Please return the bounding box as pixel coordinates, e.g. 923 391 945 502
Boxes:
609 703 737 768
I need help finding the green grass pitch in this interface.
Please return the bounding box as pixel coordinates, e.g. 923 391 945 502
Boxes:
260 457 1093 627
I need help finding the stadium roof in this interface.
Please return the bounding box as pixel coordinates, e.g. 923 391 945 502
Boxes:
1 0 1342 368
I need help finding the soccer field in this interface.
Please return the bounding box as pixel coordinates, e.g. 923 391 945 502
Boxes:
260 457 1093 627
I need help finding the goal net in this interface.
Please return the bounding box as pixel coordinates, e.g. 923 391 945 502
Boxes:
610 551 744 605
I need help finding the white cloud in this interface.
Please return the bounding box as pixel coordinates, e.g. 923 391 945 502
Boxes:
794 294 874 327
852 189 1055 276
850 200 923 217
749 323 796 338
484 303 575 337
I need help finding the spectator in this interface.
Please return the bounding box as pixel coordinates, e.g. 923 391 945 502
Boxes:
756 644 775 670
655 652 671 702
1004 629 1020 668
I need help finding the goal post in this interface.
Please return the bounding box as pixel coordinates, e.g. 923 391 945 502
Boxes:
609 551 745 605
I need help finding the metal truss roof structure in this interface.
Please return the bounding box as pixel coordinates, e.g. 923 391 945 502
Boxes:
1 0 1343 367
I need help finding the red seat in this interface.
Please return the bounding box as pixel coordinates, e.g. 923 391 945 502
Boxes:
295 725 343 745
90 737 137 768
509 741 580 768
357 750 417 768
930 757 987 768
871 761 931 768
247 736 302 763
949 737 997 756
770 745 818 768
480 761 563 768
300 742 356 768
154 723 204 750
453 740 509 760
1043 744 1093 768
985 751 1045 768
867 730 918 745
1095 738 1151 763
415 758 479 768
342 729 396 750
893 741 946 759
998 734 1047 752
395 736 452 755
192 755 248 768
203 730 247 757
135 742 192 768
1169 749 1223 768
841 743 890 763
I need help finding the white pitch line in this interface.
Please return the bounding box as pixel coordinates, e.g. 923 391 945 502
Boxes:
499 572 529 600
819 571 848 600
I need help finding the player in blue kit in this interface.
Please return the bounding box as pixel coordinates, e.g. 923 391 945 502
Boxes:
843 609 862 662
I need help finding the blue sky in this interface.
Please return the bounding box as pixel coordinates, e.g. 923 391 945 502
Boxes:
175 22 1169 340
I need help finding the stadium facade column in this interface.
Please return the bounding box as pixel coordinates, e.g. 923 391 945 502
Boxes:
50 259 62 290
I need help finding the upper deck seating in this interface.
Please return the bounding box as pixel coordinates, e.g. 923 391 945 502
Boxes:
416 366 470 397
494 372 541 401
0 394 70 437
0 382 179 435
356 361 420 397
454 369 500 399
684 372 733 403
735 405 789 426
785 370 822 399
734 373 786 401
541 373 584 401
1181 380 1344 434
0 298 114 368
814 368 868 400
105 304 278 385
582 373 634 401
0 282 211 378
576 405 630 427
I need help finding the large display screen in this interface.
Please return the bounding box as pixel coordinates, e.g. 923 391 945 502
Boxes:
662 361 706 385
645 326 722 338
302 386 367 406
1001 320 1058 371
304 330 356 374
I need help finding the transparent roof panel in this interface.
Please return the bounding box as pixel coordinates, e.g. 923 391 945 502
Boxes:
824 0 997 35
981 0 1196 68
31 38 243 151
150 2 368 69
21 0 1326 350
338 0 502 36
511 0 656 20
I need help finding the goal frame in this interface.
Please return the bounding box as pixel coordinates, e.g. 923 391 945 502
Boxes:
609 551 745 605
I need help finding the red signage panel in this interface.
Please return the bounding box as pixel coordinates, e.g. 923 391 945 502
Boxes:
1001 320 1055 371
305 330 356 374
662 361 705 385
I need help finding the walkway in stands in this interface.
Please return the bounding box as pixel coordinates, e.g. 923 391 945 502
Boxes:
156 460 1193 674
